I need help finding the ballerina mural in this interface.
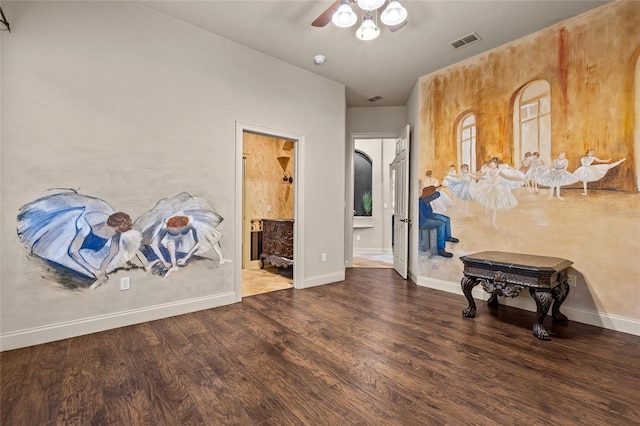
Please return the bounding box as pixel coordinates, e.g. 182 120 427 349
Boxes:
469 159 522 228
573 149 626 195
445 164 474 214
17 190 232 288
17 190 142 289
537 152 578 199
134 192 232 278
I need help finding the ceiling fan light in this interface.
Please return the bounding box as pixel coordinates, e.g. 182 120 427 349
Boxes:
357 0 385 11
332 3 358 28
356 18 380 41
380 1 408 26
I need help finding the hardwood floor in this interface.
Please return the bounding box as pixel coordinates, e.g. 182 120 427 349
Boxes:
2 268 639 425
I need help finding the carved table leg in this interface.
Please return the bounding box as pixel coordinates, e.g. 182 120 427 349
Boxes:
487 292 499 306
551 279 570 324
461 276 479 318
529 289 553 340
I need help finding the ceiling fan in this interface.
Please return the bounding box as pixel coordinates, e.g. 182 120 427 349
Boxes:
312 0 408 40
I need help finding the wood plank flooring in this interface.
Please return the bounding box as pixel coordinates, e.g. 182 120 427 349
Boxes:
2 268 639 425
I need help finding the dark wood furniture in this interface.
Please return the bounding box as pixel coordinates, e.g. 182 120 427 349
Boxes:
260 219 294 269
460 251 573 340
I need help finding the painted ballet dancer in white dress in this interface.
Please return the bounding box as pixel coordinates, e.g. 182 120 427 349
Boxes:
470 159 521 228
537 152 578 199
573 149 626 195
494 158 525 192
446 164 473 214
525 152 546 192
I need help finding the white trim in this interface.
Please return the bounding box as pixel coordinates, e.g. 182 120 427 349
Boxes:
0 292 237 351
235 122 305 293
304 272 346 289
416 276 640 337
353 216 375 228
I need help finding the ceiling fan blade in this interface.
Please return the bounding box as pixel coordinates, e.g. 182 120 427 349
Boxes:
388 19 407 33
312 0 342 27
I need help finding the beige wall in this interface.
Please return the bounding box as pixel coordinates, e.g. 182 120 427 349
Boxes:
416 0 640 328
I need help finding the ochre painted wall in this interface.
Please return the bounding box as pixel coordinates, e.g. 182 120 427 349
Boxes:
244 134 294 221
419 0 638 192
417 0 640 325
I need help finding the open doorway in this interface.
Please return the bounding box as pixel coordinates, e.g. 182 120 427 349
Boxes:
237 127 298 297
351 137 396 268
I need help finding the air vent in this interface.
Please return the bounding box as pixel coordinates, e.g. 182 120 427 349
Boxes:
449 32 482 50
367 95 382 102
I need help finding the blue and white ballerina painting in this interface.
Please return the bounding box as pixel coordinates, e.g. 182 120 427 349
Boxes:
17 190 232 289
134 192 232 279
17 190 142 289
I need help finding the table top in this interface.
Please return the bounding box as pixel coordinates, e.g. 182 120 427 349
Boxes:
460 251 573 273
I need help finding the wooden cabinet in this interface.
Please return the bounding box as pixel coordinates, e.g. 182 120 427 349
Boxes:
260 219 294 269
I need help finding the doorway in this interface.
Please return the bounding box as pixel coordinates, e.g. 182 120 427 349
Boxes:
235 122 303 299
349 136 397 269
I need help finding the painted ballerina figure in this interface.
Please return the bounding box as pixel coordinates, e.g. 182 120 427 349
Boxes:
135 192 232 278
442 164 457 187
16 190 142 288
495 157 526 192
537 152 578 200
446 164 474 214
524 152 546 192
573 149 626 195
469 159 522 228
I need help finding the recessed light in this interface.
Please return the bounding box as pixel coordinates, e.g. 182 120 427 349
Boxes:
314 55 326 65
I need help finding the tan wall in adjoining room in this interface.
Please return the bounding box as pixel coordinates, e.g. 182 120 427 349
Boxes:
244 134 294 222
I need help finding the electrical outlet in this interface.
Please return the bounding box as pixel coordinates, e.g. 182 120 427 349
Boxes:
322 253 327 262
120 277 130 291
567 274 577 287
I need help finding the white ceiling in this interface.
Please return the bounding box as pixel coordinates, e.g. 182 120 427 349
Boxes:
138 1 609 107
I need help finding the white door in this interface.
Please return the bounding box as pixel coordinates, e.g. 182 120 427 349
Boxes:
392 125 410 279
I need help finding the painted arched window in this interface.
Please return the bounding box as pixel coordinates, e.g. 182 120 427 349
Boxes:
354 150 373 216
513 80 551 166
457 113 477 172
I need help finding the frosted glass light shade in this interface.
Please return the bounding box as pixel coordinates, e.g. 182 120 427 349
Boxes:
357 0 385 11
380 1 407 26
332 3 358 28
356 18 380 41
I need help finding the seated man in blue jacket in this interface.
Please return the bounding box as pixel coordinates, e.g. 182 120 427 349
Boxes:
418 186 459 257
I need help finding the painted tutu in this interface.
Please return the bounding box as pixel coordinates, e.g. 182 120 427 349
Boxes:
470 170 518 211
17 190 141 282
134 192 230 276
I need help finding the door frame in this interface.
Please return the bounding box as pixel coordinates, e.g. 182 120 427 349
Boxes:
345 132 398 268
235 121 305 301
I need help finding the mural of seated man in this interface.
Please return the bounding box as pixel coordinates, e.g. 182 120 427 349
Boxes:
418 186 459 258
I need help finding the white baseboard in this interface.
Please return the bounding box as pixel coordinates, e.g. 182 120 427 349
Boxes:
416 276 640 337
0 292 237 351
303 271 345 289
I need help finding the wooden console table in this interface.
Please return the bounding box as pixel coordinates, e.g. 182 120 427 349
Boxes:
460 251 572 340
260 219 294 269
